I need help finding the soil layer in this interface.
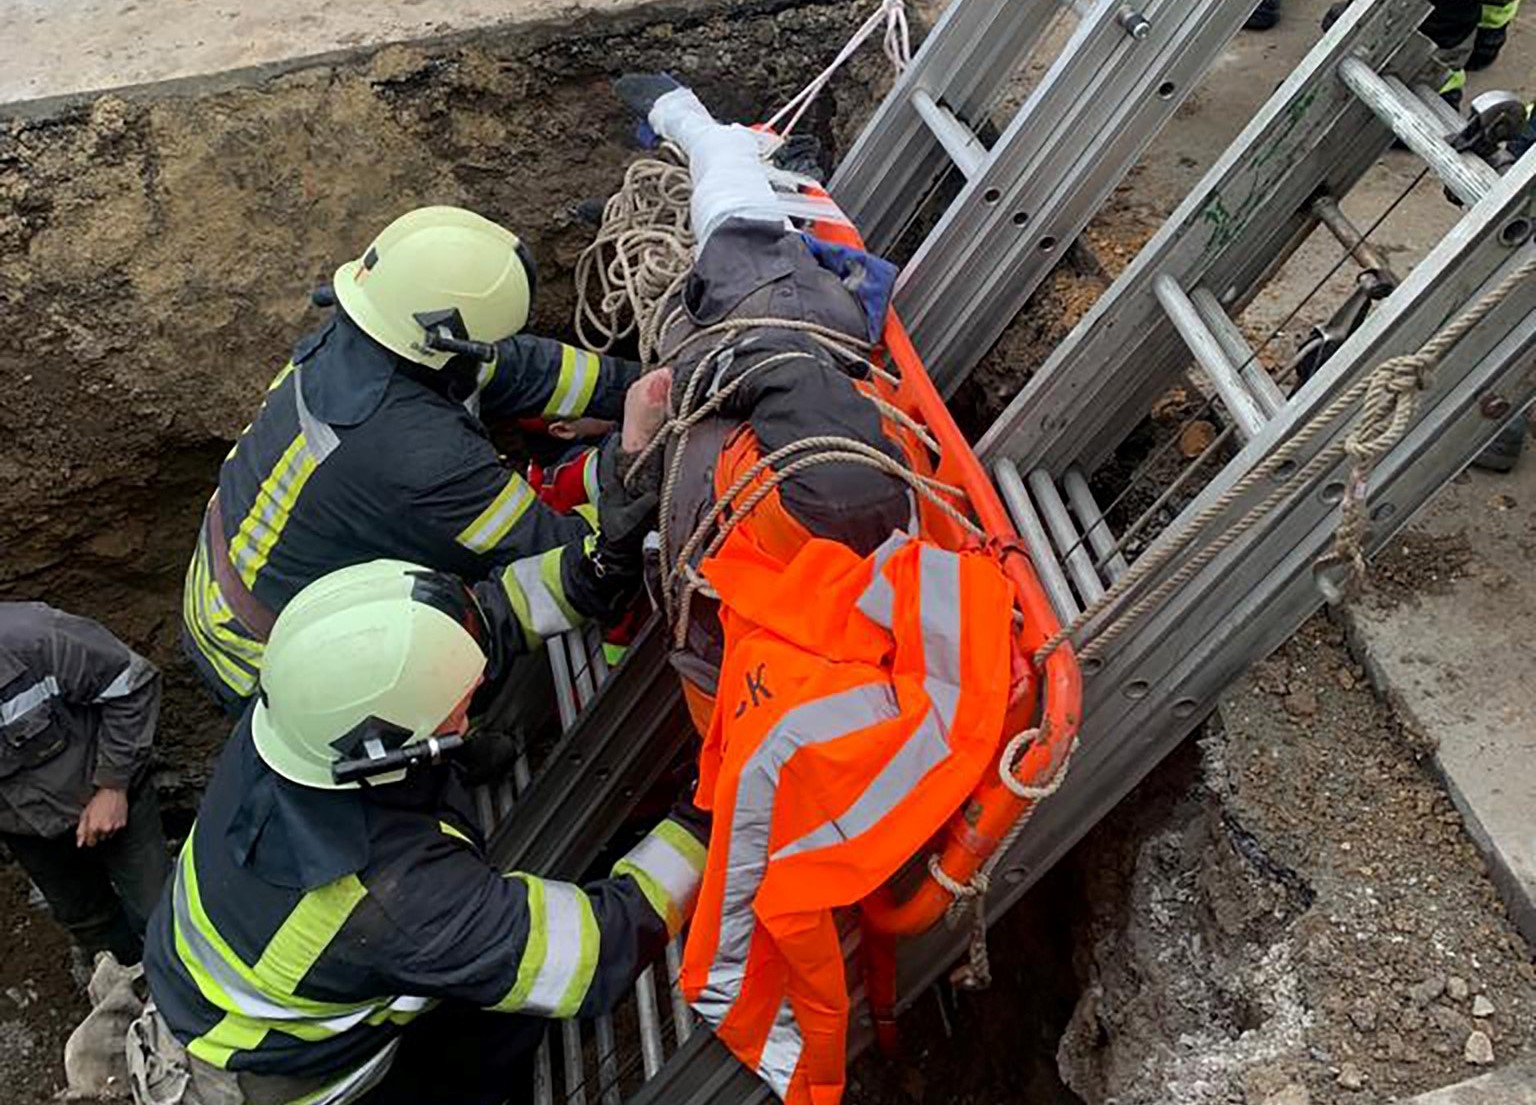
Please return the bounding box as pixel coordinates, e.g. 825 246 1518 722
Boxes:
0 0 888 794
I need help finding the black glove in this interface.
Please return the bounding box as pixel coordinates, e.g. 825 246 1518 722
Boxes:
593 435 662 581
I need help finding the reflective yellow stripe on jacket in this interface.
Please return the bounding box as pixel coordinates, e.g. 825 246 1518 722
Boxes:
182 530 262 698
170 832 431 1068
228 433 321 590
542 345 600 420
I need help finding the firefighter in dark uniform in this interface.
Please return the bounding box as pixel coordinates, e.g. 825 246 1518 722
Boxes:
138 553 705 1105
0 602 167 964
184 205 647 713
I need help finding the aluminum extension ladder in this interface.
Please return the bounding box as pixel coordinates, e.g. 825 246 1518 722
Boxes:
481 1 1536 1103
938 0 1536 1008
476 2 1265 1100
830 0 1258 394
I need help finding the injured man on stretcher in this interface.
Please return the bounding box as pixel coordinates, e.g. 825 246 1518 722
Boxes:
613 77 1020 1105
613 74 922 716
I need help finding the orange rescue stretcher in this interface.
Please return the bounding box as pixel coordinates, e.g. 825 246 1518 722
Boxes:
791 185 1083 1047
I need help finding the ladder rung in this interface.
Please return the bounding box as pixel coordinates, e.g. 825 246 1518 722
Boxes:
595 1015 622 1105
548 634 580 730
634 966 665 1079
993 459 1081 621
1027 468 1107 603
1154 275 1271 439
1188 286 1287 418
1338 58 1499 208
1061 466 1129 581
909 88 989 180
665 940 692 1046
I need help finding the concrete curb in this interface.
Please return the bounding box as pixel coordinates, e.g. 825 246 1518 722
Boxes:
1336 459 1536 952
1341 605 1536 952
1394 1054 1536 1104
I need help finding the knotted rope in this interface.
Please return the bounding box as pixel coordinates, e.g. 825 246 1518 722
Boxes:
1032 250 1536 667
925 725 1079 990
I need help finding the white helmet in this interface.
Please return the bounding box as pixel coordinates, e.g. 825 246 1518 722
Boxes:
252 560 488 789
333 205 536 370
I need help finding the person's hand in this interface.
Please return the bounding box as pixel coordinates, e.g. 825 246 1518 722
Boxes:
77 787 129 848
621 368 673 454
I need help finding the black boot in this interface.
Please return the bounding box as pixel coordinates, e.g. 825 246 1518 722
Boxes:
1246 0 1280 31
613 73 683 119
1468 26 1507 71
1472 419 1528 473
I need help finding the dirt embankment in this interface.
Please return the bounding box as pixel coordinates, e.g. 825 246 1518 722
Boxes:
1057 615 1536 1105
0 0 889 797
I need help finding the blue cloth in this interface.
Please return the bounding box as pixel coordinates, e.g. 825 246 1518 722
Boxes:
797 234 900 344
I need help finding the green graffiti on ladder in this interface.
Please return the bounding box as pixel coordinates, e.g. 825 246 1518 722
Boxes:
1198 87 1322 264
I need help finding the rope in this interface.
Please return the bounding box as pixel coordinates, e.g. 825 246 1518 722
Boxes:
1327 253 1536 581
926 725 1079 990
764 0 912 143
573 150 694 363
1032 250 1536 667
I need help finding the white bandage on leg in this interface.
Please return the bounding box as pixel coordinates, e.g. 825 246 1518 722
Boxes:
648 87 789 249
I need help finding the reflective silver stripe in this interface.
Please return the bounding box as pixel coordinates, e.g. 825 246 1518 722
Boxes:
523 881 589 1016
915 545 964 687
581 450 601 508
621 831 703 917
769 710 950 861
700 682 899 1014
230 434 314 582
754 997 805 1097
511 554 575 638
1 676 60 725
172 869 375 1033
549 348 598 419
460 361 498 419
294 368 341 465
386 995 431 1016
855 532 908 629
458 477 536 553
96 652 155 701
771 545 968 861
309 1038 401 1105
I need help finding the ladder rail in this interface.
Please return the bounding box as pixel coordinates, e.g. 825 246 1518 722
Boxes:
976 0 1437 471
829 0 1066 249
895 0 1254 394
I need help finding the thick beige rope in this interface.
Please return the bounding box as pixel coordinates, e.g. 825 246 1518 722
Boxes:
573 151 694 363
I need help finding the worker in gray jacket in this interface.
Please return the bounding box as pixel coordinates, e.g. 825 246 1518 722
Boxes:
0 602 168 964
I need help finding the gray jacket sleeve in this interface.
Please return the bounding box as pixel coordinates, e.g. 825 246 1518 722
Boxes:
41 610 160 790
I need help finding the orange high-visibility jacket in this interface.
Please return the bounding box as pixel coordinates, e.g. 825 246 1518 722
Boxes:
681 527 1015 1104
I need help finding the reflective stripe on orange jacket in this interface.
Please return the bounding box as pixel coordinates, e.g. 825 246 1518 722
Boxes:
681 528 1015 1104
